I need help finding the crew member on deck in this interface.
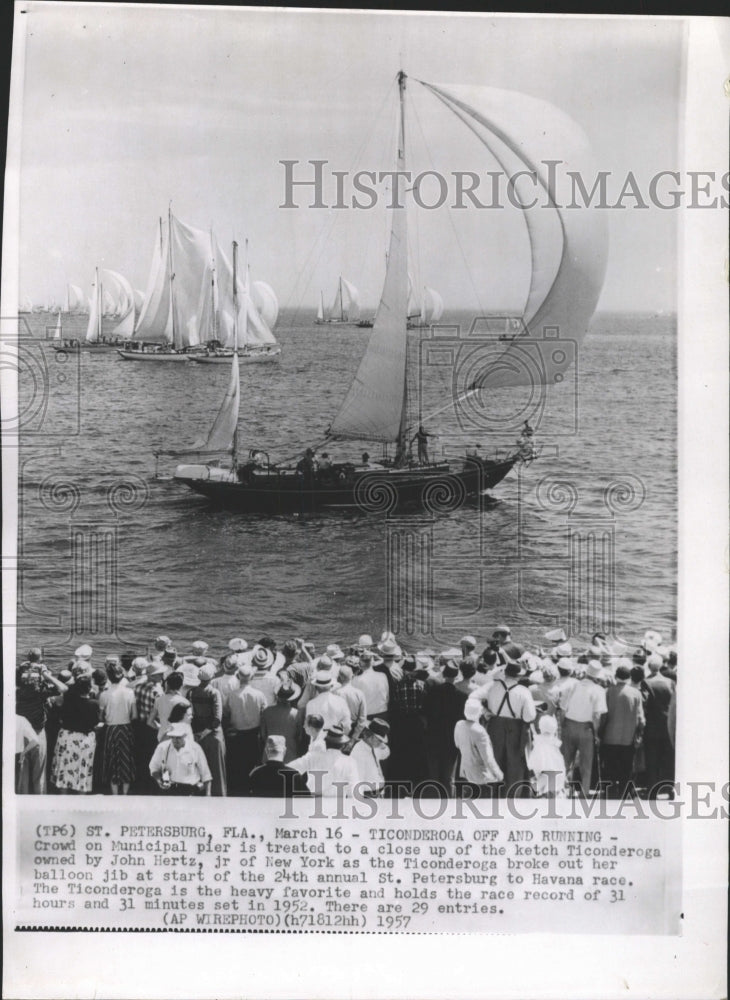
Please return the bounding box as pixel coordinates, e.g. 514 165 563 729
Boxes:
296 448 316 480
412 425 431 464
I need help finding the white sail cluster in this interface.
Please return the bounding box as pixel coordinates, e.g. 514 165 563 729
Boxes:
407 274 444 325
132 213 278 350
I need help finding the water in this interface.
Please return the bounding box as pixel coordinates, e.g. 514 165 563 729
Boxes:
15 310 676 665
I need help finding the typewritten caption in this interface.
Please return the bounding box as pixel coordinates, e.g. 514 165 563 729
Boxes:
15 802 681 934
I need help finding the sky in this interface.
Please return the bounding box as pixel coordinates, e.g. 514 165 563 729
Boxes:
9 5 686 313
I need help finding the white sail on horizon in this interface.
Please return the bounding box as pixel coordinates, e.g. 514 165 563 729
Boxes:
102 269 136 339
252 280 279 330
328 276 360 322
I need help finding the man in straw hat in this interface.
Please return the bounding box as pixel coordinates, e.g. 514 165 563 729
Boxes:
483 659 537 796
560 660 608 797
352 649 390 723
424 661 467 795
300 658 351 734
149 722 211 796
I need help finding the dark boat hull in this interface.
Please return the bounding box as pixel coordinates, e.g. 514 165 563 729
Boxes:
172 457 517 515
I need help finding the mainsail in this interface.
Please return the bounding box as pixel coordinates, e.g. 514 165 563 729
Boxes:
421 83 608 389
213 239 278 349
329 72 409 443
134 218 173 344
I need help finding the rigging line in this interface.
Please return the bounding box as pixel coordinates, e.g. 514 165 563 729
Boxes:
411 80 489 317
284 78 399 324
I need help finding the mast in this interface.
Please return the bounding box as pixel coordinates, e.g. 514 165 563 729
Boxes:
395 69 409 465
96 267 103 342
168 204 177 350
339 275 344 322
231 240 239 467
209 227 218 344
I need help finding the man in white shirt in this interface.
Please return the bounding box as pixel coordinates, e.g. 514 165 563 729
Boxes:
314 724 359 797
149 723 212 795
561 661 608 797
483 661 537 796
454 699 503 797
352 649 389 721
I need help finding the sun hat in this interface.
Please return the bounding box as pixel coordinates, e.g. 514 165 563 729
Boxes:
74 644 93 659
250 645 275 672
358 634 374 648
154 635 172 652
146 660 165 678
368 718 390 740
324 724 350 748
586 661 603 680
275 678 301 703
325 644 345 662
191 640 209 654
167 722 189 739
198 664 216 682
544 628 567 643
379 639 402 659
460 635 477 649
228 637 248 653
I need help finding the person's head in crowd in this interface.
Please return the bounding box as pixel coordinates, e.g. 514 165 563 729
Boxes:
365 719 390 748
162 646 178 668
442 662 459 683
258 636 277 653
459 635 477 657
646 653 663 675
458 660 476 682
304 713 325 743
165 671 184 693
168 701 190 724
74 675 92 698
557 657 574 677
106 658 124 684
281 640 298 664
264 735 287 762
198 664 216 687
92 667 109 691
615 664 631 682
236 661 254 685
630 664 646 685
275 678 301 705
464 699 484 723
337 663 354 686
359 649 375 671
632 647 647 667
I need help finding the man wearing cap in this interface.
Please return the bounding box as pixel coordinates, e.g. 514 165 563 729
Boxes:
352 649 390 723
190 664 227 796
561 661 608 797
349 720 390 796
484 661 537 796
149 723 212 795
133 659 163 793
424 662 468 795
260 678 302 763
300 658 351 735
247 736 309 797
223 659 268 796
600 663 645 799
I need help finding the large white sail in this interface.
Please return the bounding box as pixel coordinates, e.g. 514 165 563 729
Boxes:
190 351 241 453
134 219 173 344
329 78 409 442
422 83 608 388
423 286 444 323
252 281 279 330
169 214 217 349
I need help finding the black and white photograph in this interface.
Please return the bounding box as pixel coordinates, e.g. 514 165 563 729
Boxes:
2 5 727 999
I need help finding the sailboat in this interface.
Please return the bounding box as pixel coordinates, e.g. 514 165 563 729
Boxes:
52 268 115 352
319 276 360 324
168 70 607 514
188 242 281 364
406 275 444 328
